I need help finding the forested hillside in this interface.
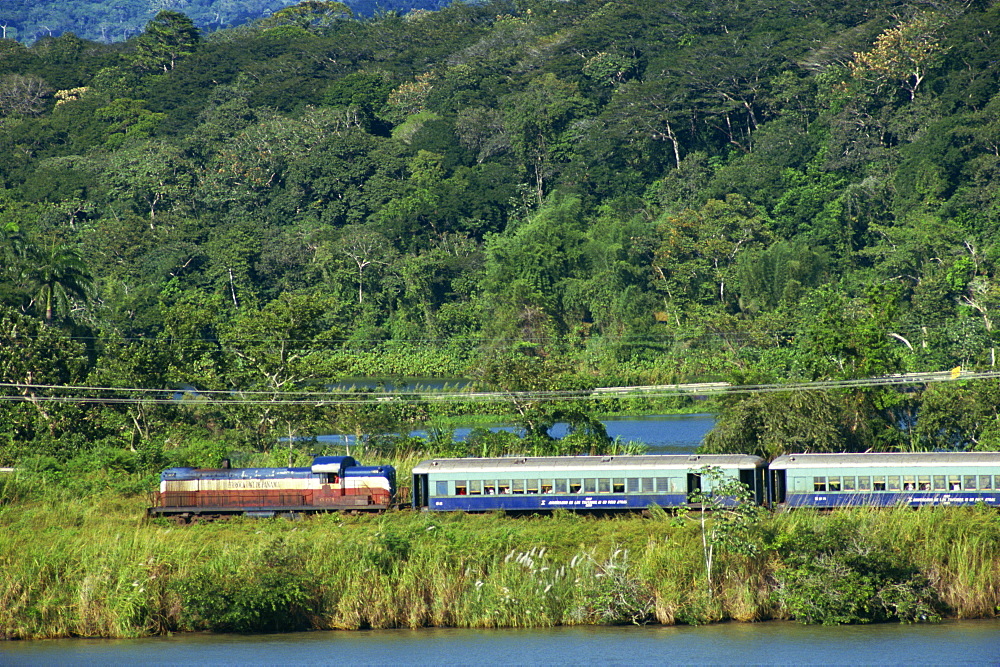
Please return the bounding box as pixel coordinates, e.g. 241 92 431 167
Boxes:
0 0 447 44
3 0 1000 480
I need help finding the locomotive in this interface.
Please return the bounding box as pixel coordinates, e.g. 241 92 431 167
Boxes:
148 451 1000 521
148 455 395 522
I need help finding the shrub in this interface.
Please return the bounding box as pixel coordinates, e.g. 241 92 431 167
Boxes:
773 519 941 624
174 537 316 633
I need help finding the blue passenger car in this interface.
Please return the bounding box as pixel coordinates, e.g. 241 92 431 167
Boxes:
769 452 1000 508
411 454 766 512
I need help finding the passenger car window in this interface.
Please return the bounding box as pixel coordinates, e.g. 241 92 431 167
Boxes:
813 477 826 492
436 481 449 496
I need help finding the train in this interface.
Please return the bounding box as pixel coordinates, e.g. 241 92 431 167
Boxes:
148 451 1000 521
147 455 396 522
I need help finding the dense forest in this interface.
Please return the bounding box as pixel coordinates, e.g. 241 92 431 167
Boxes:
4 0 1000 484
0 0 449 44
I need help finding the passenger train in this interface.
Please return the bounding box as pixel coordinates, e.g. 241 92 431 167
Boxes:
148 451 1000 521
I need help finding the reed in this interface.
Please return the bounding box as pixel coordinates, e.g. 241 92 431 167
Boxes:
2 494 998 639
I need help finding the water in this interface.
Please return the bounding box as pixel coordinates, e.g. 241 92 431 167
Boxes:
315 413 716 455
4 621 999 665
585 413 715 453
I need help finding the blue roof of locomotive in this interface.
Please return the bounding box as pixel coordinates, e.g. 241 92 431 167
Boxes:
345 465 395 479
160 455 363 482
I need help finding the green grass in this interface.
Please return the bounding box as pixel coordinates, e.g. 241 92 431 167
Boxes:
2 490 999 639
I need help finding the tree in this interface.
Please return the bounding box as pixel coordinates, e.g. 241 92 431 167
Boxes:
702 391 851 459
258 1 352 32
131 11 200 74
99 140 194 225
22 238 92 325
734 240 829 314
87 340 174 451
93 98 165 149
679 465 766 595
326 226 394 304
481 193 594 336
0 305 90 461
611 79 690 171
500 73 593 205
0 74 51 118
848 12 947 101
652 194 772 310
473 347 610 455
217 292 342 447
913 380 1000 451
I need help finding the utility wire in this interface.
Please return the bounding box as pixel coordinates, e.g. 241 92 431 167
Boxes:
1 369 993 406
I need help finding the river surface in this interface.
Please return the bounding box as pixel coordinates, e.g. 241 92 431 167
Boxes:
316 413 716 455
4 620 999 665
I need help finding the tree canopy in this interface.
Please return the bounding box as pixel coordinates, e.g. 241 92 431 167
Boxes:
3 0 1000 468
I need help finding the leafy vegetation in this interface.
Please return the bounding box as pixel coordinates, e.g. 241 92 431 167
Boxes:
3 1 1000 489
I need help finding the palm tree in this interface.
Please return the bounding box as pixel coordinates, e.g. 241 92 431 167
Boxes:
0 225 29 308
23 239 92 325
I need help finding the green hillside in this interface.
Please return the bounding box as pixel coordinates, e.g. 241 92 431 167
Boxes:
3 0 1000 480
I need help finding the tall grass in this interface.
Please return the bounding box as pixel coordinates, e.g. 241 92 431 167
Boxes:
2 494 999 639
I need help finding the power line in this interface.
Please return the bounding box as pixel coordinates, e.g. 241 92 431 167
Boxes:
1 369 994 406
